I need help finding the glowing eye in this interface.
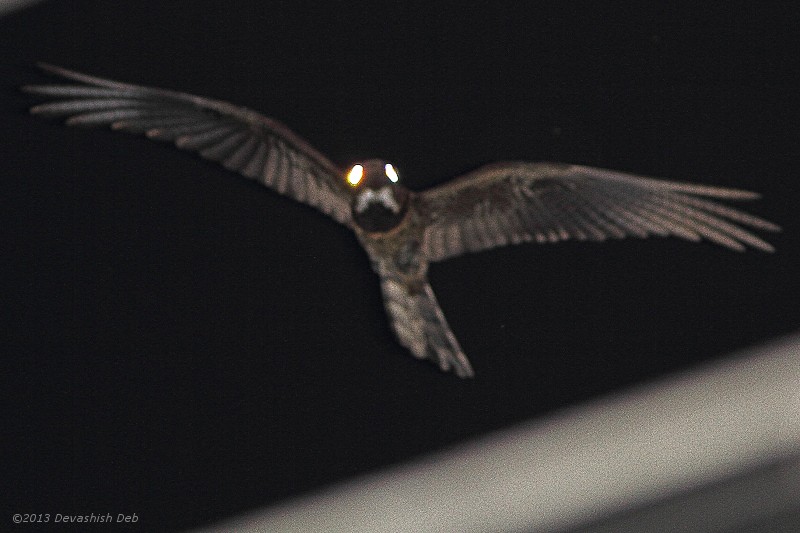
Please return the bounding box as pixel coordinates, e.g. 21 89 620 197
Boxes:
347 164 364 186
385 163 399 183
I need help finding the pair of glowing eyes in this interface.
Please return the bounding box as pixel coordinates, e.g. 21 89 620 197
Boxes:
347 164 399 186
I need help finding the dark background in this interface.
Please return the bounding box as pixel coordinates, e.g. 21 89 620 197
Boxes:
2 1 798 531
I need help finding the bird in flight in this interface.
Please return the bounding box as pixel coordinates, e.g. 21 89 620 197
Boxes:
24 63 779 378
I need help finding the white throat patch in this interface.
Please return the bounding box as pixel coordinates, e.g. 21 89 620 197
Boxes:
355 186 401 214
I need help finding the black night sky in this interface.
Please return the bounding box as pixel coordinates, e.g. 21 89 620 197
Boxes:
2 2 798 531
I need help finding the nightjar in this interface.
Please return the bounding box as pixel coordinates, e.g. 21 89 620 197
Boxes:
24 63 780 378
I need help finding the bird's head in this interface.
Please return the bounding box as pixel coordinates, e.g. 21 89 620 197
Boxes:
347 159 409 232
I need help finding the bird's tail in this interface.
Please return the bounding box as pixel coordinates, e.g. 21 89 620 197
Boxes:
379 273 475 378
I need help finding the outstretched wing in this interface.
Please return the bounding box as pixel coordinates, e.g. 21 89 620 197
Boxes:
379 272 474 378
23 63 354 225
418 162 779 262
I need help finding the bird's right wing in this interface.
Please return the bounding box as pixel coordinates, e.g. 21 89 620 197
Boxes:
23 63 354 225
418 162 779 262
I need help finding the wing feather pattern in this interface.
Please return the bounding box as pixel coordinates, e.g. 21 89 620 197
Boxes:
24 63 353 225
419 162 779 261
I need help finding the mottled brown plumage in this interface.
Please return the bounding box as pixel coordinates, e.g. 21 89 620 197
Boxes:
24 64 780 378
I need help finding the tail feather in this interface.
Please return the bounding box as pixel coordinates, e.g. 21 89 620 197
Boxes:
380 274 475 378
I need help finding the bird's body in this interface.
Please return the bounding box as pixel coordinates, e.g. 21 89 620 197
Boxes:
24 64 780 377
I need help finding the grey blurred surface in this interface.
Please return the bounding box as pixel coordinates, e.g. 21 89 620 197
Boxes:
194 333 800 533
571 456 800 533
0 0 43 16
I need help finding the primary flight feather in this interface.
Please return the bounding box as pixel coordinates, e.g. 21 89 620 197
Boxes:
24 63 780 377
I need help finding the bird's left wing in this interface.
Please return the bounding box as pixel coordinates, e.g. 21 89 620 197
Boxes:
23 63 354 225
418 161 779 262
